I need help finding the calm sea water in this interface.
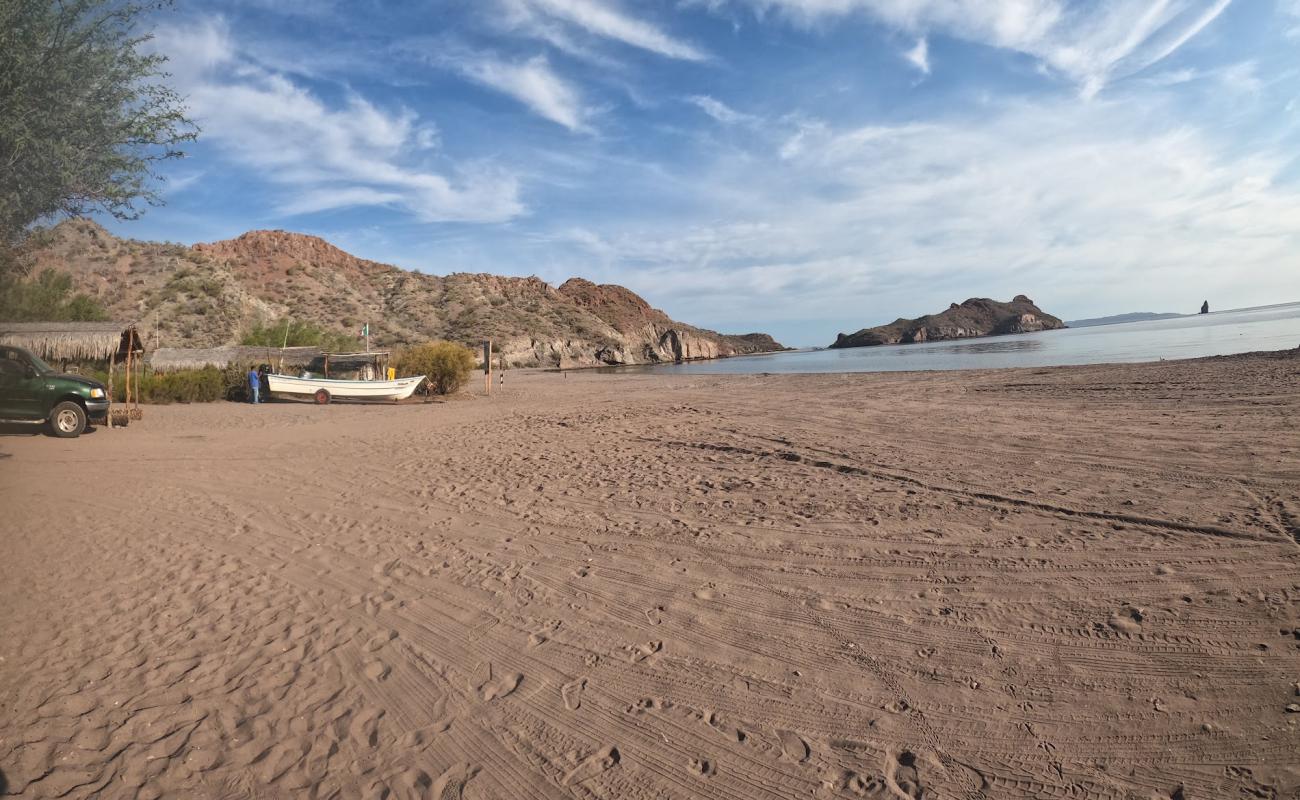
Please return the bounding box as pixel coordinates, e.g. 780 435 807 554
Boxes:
613 302 1300 375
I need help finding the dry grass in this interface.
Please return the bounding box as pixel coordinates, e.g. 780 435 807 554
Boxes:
0 321 136 361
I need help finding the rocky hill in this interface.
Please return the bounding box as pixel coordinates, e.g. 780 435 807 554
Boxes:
831 295 1065 349
29 220 783 367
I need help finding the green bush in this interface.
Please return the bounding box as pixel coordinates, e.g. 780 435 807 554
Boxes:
86 364 255 404
0 269 108 321
394 341 477 395
139 367 226 403
242 318 360 352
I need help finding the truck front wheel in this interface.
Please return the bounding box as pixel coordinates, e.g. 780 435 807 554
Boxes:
49 401 87 438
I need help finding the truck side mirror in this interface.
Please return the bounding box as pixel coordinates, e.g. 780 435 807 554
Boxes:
24 363 37 379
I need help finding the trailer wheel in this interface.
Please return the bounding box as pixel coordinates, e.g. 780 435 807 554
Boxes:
314 388 331 405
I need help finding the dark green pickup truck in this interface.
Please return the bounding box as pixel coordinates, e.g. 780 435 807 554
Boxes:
0 345 110 437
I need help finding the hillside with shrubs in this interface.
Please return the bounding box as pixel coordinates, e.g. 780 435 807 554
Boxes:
30 220 783 367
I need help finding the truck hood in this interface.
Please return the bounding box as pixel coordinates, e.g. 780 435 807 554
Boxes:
49 373 107 391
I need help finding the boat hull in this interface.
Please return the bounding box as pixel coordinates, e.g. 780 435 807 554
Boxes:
266 373 425 401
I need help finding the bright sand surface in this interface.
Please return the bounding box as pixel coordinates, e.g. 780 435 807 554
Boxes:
2 351 1298 799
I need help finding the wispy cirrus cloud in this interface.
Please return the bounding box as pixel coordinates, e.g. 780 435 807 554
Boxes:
686 94 757 125
152 18 524 223
454 52 591 131
397 36 594 132
498 0 708 61
697 0 1233 96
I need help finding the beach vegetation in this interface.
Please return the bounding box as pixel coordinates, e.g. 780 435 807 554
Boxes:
83 363 250 403
394 341 477 395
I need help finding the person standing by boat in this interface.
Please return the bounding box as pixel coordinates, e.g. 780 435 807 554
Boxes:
248 365 261 404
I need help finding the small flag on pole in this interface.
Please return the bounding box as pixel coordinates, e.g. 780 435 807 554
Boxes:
361 323 369 336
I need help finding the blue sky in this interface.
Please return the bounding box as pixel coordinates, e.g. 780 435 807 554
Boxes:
112 0 1300 346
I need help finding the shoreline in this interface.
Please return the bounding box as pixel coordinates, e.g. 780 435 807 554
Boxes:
571 342 1300 378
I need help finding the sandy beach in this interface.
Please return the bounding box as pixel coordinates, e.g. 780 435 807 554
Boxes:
1 351 1298 799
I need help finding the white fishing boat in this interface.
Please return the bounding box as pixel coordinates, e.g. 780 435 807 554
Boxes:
266 373 425 404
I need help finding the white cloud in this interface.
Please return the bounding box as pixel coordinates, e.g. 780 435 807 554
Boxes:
454 53 591 131
1216 61 1262 94
152 18 524 223
687 94 757 124
561 96 1300 337
276 187 406 216
1142 60 1264 94
904 36 929 74
1286 0 1300 37
702 1 1234 96
499 0 708 61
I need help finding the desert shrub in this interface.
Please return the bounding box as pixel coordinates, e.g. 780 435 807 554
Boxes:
85 364 256 403
141 367 226 403
220 363 258 402
395 341 477 395
242 318 359 352
86 366 222 403
0 269 108 321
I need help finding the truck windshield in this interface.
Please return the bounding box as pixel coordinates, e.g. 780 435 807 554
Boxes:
25 352 53 375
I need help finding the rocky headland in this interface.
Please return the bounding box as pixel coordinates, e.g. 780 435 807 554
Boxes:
30 220 783 367
831 295 1065 349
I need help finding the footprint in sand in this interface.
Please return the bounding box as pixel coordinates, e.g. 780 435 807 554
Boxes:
1107 607 1144 634
687 757 716 778
431 763 481 800
776 730 810 763
886 750 926 800
349 707 384 749
561 746 620 786
389 767 433 798
363 658 390 681
363 629 397 653
372 557 403 578
562 677 587 711
257 736 311 785
884 698 911 714
627 640 662 663
820 768 887 797
473 663 522 702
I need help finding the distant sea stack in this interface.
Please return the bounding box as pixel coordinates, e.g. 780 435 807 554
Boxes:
1200 301 1210 314
830 295 1065 349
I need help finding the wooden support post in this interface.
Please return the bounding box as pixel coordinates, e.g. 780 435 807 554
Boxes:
483 340 492 395
107 349 116 429
134 345 143 417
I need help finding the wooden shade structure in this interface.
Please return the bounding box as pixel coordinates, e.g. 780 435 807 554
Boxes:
0 321 140 365
149 345 322 372
0 321 145 427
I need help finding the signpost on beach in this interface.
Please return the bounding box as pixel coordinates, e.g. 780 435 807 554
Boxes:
483 340 492 395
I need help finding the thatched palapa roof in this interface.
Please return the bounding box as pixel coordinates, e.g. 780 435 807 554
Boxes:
149 345 322 372
0 321 142 362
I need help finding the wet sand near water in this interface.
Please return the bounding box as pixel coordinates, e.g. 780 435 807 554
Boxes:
1 350 1298 799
